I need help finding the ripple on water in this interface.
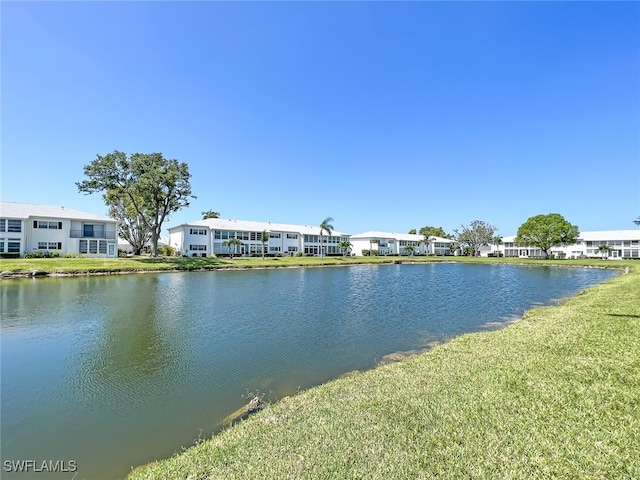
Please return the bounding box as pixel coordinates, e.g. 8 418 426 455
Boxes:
0 265 617 480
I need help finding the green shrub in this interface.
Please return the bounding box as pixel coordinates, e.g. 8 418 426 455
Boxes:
157 245 175 257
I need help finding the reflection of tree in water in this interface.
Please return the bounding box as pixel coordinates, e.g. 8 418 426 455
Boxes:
71 275 186 411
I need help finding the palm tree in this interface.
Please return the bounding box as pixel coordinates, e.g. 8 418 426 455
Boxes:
201 210 220 220
338 240 352 257
260 230 269 259
319 217 334 257
421 235 432 256
492 235 503 258
404 244 415 256
595 244 612 260
222 238 243 259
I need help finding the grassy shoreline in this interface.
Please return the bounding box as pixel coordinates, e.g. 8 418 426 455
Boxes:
122 261 638 479
0 255 631 279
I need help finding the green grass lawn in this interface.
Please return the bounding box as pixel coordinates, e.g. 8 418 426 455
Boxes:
0 254 631 277
124 263 639 479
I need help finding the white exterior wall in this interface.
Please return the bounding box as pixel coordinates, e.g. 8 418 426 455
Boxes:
29 218 68 254
168 229 185 255
349 238 370 256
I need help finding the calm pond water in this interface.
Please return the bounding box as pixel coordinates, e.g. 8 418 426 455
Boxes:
0 263 617 479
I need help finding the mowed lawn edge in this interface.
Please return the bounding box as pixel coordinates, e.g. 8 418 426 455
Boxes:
0 255 630 277
126 266 640 480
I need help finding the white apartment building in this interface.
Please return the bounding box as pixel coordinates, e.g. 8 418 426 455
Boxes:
498 230 640 259
349 231 456 256
168 218 350 257
0 201 118 258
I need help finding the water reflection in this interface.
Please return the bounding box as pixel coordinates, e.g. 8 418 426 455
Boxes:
71 275 187 410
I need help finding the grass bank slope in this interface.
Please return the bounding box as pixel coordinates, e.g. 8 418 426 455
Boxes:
128 267 639 479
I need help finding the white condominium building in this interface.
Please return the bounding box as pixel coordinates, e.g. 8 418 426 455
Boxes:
349 231 456 256
168 218 350 257
499 230 640 259
0 201 118 258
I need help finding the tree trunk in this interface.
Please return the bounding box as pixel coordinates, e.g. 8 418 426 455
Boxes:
150 227 160 257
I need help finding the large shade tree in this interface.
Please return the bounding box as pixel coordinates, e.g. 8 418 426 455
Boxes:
515 213 579 259
106 193 151 255
77 151 194 256
454 220 497 256
419 226 453 239
319 217 334 257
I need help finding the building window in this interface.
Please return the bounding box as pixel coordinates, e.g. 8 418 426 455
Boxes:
8 239 21 253
286 233 298 239
7 220 21 233
89 240 98 254
189 245 207 251
189 228 207 235
288 246 298 252
270 246 281 252
37 242 62 250
269 233 281 239
35 221 62 229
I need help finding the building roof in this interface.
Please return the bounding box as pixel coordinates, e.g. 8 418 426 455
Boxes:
350 231 421 241
578 230 640 241
168 218 350 237
0 201 115 223
502 230 640 244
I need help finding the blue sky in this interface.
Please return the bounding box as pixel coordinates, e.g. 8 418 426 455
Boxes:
2 1 639 237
